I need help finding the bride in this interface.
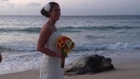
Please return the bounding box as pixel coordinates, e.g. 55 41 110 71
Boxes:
37 2 64 79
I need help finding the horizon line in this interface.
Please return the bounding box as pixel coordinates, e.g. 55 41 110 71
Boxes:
0 14 140 16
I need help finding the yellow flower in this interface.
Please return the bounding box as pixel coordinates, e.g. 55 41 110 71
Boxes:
63 47 70 53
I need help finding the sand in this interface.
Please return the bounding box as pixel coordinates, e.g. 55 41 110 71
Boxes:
0 61 140 79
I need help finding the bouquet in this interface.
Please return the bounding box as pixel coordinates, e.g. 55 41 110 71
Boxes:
56 36 75 68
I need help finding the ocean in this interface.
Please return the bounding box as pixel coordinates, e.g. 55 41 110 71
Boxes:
0 15 140 74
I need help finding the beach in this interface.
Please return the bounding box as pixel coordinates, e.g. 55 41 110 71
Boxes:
1 15 140 75
0 59 140 79
0 15 140 79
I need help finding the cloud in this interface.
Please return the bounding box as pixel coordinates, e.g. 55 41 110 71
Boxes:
27 2 41 6
0 0 9 5
0 5 4 8
0 1 15 8
0 0 9 2
6 3 15 7
48 0 57 1
0 0 9 1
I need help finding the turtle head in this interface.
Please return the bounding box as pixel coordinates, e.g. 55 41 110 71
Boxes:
101 58 112 68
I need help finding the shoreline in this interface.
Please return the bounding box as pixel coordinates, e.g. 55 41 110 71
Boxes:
0 59 140 79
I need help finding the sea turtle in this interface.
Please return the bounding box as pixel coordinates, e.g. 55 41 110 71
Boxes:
64 54 115 75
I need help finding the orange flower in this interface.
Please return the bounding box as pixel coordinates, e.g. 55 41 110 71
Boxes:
56 36 75 57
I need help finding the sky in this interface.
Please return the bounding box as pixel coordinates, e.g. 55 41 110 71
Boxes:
0 0 140 15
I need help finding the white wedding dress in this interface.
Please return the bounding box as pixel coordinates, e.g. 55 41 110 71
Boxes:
39 32 64 79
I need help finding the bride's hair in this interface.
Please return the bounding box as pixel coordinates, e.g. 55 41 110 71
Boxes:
41 2 59 18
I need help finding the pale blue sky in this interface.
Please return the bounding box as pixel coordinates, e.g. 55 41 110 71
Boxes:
0 0 140 15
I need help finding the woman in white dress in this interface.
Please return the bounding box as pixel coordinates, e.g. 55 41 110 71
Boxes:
37 2 64 79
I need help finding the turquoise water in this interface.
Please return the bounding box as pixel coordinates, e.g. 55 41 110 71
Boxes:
0 15 140 74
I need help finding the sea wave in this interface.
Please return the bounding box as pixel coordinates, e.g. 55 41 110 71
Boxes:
73 42 140 52
0 27 41 33
0 42 37 52
59 26 140 31
1 42 140 53
0 26 139 33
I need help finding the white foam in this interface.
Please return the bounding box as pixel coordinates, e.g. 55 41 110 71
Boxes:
0 52 42 75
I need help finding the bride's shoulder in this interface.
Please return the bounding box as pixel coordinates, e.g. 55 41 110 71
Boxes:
42 22 51 29
41 23 53 33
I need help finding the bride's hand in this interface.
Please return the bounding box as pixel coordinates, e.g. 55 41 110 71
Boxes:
56 51 64 59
